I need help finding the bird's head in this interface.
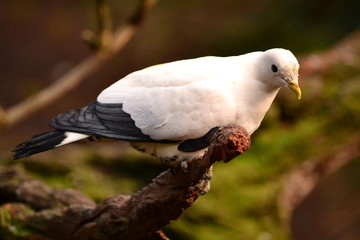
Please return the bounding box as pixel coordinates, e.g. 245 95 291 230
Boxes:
260 48 301 99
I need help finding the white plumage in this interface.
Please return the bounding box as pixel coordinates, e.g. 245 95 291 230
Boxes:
13 48 301 161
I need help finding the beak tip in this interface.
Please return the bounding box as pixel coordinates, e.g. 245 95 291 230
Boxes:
287 80 301 100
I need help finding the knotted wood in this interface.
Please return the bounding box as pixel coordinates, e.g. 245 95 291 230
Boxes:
0 125 251 240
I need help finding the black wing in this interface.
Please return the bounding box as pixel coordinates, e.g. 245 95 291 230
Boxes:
178 127 219 152
50 101 176 143
50 101 219 152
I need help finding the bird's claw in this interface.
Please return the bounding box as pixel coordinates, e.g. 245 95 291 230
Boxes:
189 166 213 195
180 161 189 174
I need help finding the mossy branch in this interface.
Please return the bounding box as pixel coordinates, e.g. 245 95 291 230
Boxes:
0 125 251 240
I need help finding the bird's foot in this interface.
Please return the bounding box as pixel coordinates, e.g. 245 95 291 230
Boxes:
170 160 189 175
189 166 213 195
180 161 189 174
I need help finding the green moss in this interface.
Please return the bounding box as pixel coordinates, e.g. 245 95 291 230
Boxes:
0 204 43 239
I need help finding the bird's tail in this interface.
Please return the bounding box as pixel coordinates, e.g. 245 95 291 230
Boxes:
12 130 89 160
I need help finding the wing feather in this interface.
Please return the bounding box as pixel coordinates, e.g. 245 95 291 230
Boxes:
97 56 242 141
49 102 176 143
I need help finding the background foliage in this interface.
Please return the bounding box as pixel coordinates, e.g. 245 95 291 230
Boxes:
1 0 360 239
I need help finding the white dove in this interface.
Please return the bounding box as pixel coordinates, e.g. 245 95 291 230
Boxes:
13 48 301 162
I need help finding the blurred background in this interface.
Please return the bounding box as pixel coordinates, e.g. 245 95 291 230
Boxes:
1 0 360 239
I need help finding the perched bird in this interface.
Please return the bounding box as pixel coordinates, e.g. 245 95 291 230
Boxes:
12 48 301 162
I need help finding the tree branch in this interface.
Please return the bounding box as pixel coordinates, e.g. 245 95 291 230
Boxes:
300 30 360 77
96 0 113 49
0 0 156 130
0 125 251 240
279 133 360 219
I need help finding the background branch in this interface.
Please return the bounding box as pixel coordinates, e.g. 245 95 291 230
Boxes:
276 30 360 221
0 0 156 130
279 133 360 219
299 30 360 77
96 0 113 49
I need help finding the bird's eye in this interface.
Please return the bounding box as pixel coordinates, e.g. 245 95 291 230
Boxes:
271 64 278 73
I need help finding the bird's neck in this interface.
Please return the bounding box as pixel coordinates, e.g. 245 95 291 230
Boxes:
234 79 280 134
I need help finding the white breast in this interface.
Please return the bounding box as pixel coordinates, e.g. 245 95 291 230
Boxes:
97 53 279 161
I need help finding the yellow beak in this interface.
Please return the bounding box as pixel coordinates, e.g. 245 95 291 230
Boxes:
287 80 302 100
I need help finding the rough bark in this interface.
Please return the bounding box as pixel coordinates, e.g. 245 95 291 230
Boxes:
0 125 251 240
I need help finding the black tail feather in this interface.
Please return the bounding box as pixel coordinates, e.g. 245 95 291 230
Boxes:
12 130 66 160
